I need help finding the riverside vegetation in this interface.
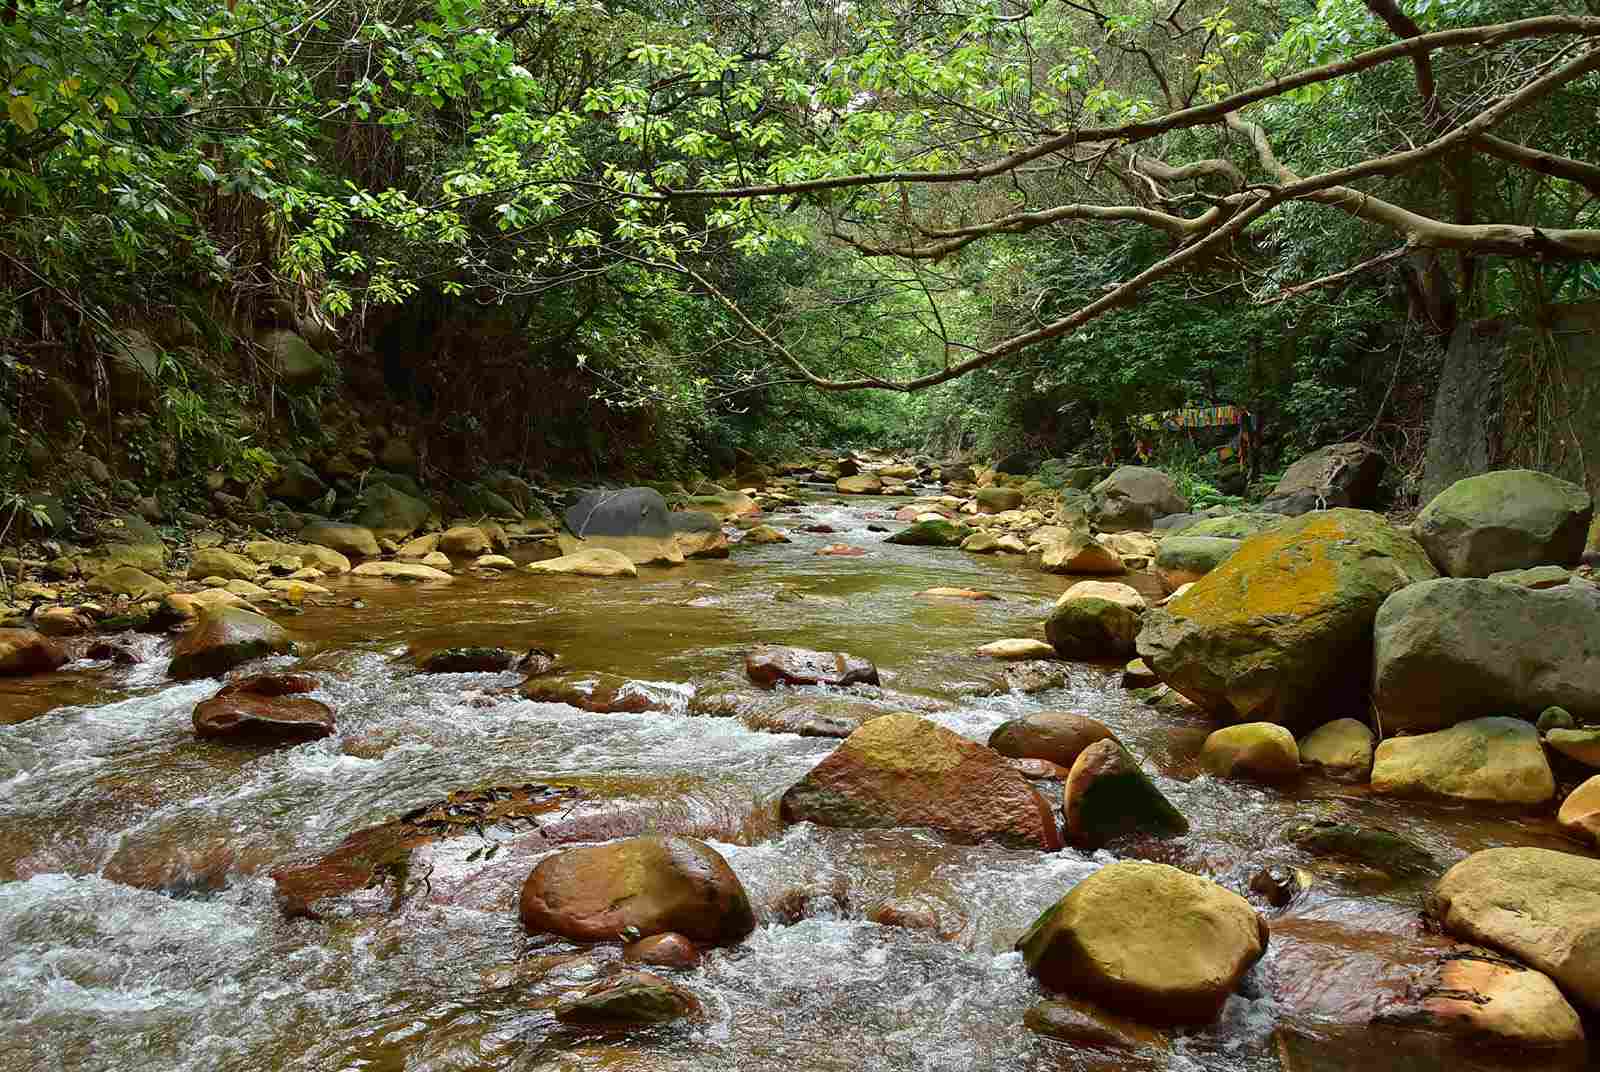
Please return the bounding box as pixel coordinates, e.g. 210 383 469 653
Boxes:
6 1 1600 1070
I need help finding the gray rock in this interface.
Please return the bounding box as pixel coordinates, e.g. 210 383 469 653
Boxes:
1373 578 1600 732
1089 466 1189 532
1414 470 1592 577
1261 443 1385 516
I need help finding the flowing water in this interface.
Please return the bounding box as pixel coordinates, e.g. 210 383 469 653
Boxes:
1 494 1592 1071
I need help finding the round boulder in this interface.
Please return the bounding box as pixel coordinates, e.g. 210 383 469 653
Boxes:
1297 718 1374 779
1200 723 1299 781
168 605 295 680
1088 467 1189 532
192 674 333 744
1371 716 1554 805
988 711 1115 769
519 835 755 944
1414 469 1593 577
1045 597 1140 660
0 628 67 676
1016 861 1268 1024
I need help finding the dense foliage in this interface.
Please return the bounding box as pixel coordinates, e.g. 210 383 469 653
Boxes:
3 0 1598 489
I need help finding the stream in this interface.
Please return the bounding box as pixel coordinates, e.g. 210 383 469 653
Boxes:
0 492 1591 1071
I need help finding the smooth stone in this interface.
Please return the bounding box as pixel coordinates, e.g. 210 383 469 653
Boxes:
988 710 1115 769
1371 716 1555 805
1200 723 1300 781
525 548 638 577
1297 718 1374 779
1062 739 1188 848
975 639 1057 660
351 561 453 582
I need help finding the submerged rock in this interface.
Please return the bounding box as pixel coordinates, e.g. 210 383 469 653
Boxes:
1283 819 1438 878
0 628 67 676
168 605 295 680
1414 469 1592 577
1430 847 1600 1009
417 646 552 674
622 932 701 970
1137 509 1436 724
1017 861 1267 1024
1371 717 1554 805
519 835 755 944
554 972 701 1027
1062 739 1188 848
520 671 672 714
1023 996 1168 1051
745 645 879 688
778 712 1063 850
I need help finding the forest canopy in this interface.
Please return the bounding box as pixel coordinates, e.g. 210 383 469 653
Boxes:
3 0 1599 473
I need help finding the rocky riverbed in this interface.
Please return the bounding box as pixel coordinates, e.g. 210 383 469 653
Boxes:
2 453 1599 1071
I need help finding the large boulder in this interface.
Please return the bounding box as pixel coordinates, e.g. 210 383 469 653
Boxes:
244 540 352 574
778 713 1063 850
1430 847 1600 1009
1061 580 1145 613
1045 597 1140 660
1179 514 1285 540
519 835 755 945
85 565 172 602
356 484 432 542
168 605 295 680
988 711 1115 769
299 522 380 560
745 645 879 688
436 525 490 557
1414 470 1593 577
0 628 67 676
1062 739 1188 848
1034 526 1125 575
1153 536 1240 593
1088 467 1189 532
1260 442 1385 516
1372 578 1600 732
560 487 682 566
270 459 327 506
1370 717 1554 805
192 674 334 743
1016 861 1268 1024
1136 509 1436 724
1381 949 1584 1047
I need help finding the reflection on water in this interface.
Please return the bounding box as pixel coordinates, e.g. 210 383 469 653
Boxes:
0 495 1592 1071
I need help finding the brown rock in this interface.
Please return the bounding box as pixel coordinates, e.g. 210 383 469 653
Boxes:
745 645 879 688
622 932 701 970
193 674 334 743
168 604 295 680
1024 995 1169 1051
0 628 67 675
437 525 490 556
1063 739 1189 848
519 835 755 944
778 712 1063 850
988 711 1115 769
815 543 867 556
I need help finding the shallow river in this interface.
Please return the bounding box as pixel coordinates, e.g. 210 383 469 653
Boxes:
1 494 1591 1071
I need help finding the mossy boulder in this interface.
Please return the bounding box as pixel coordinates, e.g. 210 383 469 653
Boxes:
778 713 1063 850
1154 536 1240 593
1414 469 1593 577
1180 513 1285 540
837 474 883 494
85 565 172 602
1045 597 1140 660
554 972 700 1027
1017 861 1267 1024
885 518 972 547
355 484 431 541
259 329 327 389
1136 509 1437 724
1062 739 1188 848
976 486 1023 513
188 547 259 581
